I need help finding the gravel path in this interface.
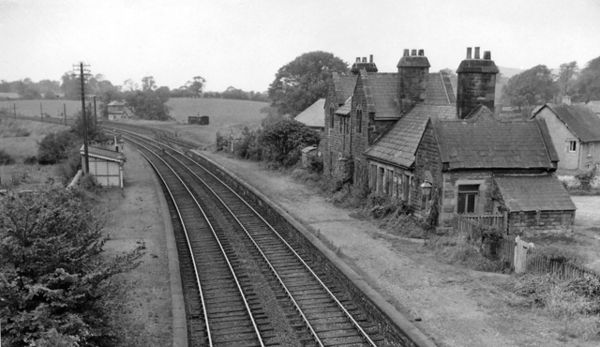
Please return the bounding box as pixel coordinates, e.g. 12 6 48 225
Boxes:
199 150 599 347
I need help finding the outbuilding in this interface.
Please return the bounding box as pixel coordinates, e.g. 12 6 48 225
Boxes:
80 145 126 188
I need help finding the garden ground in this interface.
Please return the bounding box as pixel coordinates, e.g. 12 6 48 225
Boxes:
197 149 600 347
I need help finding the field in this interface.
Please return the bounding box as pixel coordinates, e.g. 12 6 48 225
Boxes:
1 97 270 148
124 97 270 147
166 97 268 126
0 118 69 189
0 99 82 119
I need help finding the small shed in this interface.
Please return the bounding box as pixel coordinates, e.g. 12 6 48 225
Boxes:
494 175 576 234
80 145 126 188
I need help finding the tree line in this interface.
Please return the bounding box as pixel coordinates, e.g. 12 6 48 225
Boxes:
0 75 267 101
501 56 600 108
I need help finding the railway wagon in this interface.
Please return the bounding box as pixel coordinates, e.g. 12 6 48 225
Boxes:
188 115 210 125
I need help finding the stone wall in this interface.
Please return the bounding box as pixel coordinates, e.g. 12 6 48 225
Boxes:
413 121 443 215
508 210 575 235
440 171 494 227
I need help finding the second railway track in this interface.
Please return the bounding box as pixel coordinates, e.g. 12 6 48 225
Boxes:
105 125 421 346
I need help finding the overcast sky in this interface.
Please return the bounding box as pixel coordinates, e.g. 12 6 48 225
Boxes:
1 0 599 92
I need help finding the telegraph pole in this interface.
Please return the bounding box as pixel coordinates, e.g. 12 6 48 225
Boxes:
74 62 91 174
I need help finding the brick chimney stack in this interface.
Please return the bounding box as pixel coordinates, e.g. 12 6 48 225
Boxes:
456 46 499 119
397 48 430 114
351 54 378 74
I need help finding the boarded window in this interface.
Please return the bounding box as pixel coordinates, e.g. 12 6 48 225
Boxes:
457 184 479 214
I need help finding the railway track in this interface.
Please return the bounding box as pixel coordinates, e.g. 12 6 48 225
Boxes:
121 130 384 346
137 141 267 346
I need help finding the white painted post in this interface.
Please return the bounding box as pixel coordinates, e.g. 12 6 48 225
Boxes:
514 236 535 274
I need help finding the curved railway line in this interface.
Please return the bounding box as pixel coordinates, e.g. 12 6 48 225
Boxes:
105 125 420 346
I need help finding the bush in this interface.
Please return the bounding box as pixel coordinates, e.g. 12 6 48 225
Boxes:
37 130 78 164
0 188 144 346
0 149 15 165
576 168 596 191
259 118 319 167
56 147 82 184
23 155 38 165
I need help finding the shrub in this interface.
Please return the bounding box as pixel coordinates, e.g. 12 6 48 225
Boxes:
23 155 38 165
576 168 596 191
0 188 144 346
37 130 78 164
56 147 82 184
259 118 319 167
0 149 15 165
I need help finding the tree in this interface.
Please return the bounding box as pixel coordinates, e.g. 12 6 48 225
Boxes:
501 65 558 108
141 76 157 91
61 73 81 99
186 76 206 97
268 51 348 116
259 118 320 166
573 56 600 102
0 188 143 346
557 61 578 97
124 78 171 121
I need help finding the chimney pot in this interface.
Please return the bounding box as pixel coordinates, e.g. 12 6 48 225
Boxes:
466 47 472 59
362 57 367 63
411 49 417 56
474 47 480 59
403 49 409 57
356 57 360 62
369 54 373 63
483 51 491 60
418 49 424 56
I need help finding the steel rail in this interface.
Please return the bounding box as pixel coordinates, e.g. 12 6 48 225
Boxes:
136 150 213 346
134 140 265 347
122 131 377 346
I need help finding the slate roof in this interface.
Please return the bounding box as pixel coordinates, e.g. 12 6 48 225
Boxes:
536 104 600 142
361 71 455 120
435 106 556 170
495 175 576 212
364 104 456 168
424 72 456 105
332 73 357 105
362 72 399 119
295 98 325 128
80 145 126 163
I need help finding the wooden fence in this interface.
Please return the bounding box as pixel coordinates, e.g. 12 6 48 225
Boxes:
526 250 600 281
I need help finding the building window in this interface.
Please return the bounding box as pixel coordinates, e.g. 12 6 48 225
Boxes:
457 184 479 214
344 117 349 134
357 108 362 133
377 167 385 193
329 106 335 128
369 164 377 189
569 140 577 152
